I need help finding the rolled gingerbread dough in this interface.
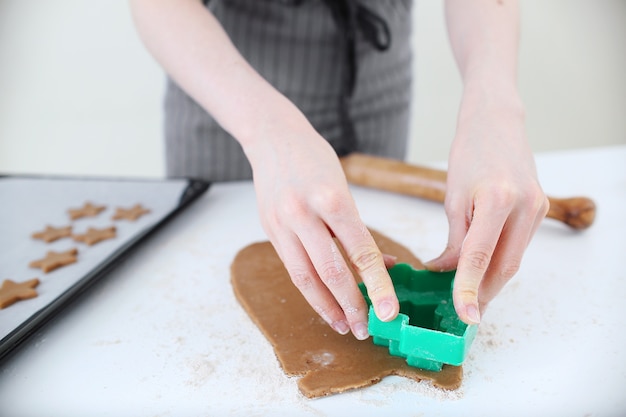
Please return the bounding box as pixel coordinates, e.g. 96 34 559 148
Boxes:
230 228 462 398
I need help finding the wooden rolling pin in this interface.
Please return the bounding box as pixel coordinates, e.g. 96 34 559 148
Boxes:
340 153 596 230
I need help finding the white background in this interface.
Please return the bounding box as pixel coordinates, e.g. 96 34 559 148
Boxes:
1 147 625 416
0 0 625 178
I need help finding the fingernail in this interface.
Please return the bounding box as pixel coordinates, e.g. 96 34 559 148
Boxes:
466 304 481 324
423 260 443 272
377 300 395 321
423 261 435 271
331 320 350 335
382 253 397 267
353 322 369 340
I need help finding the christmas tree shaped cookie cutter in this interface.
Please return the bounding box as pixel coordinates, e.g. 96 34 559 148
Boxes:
359 263 478 372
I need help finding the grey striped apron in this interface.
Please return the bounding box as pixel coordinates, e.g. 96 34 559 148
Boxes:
164 0 413 182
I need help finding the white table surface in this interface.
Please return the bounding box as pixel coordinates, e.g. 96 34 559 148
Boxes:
1 145 625 417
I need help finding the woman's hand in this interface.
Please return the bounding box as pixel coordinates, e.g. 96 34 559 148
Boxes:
425 88 549 324
246 125 400 340
130 0 398 339
430 0 549 324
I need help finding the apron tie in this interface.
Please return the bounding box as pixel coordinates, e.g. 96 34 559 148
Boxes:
320 0 391 155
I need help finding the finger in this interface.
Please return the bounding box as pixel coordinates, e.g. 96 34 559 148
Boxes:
477 219 529 309
274 231 351 336
382 253 398 269
454 204 509 325
328 217 399 324
295 221 371 340
424 198 471 272
478 194 549 307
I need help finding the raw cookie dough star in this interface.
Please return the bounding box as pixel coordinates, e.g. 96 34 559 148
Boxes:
73 226 116 246
29 248 78 273
0 278 40 309
68 202 106 220
112 204 150 221
31 225 73 243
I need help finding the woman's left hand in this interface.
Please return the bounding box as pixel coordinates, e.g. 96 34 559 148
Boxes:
425 87 549 325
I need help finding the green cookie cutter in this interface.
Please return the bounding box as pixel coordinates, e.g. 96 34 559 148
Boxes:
358 263 478 372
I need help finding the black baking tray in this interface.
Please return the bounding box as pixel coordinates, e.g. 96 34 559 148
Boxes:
0 175 210 362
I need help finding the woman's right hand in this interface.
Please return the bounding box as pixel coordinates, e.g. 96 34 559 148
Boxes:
130 0 398 339
245 124 400 340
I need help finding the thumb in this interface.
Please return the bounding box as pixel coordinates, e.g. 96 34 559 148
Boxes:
424 211 468 272
424 244 459 272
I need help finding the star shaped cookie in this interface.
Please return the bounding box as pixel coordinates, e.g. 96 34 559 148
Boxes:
112 204 150 221
68 202 106 220
31 225 73 243
29 248 78 273
0 278 40 309
73 226 116 246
